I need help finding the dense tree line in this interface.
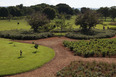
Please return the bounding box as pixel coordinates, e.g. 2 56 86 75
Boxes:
0 3 80 19
0 3 116 21
97 6 116 21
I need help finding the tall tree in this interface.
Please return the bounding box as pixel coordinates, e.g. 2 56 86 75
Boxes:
26 12 50 32
110 6 116 22
97 7 109 21
81 7 90 14
0 7 9 18
74 8 80 15
43 7 56 20
75 10 101 31
56 3 73 15
8 6 23 17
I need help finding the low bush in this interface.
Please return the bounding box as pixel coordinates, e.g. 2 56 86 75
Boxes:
65 29 116 39
109 22 116 25
63 39 116 57
0 30 54 40
57 61 116 77
109 27 116 31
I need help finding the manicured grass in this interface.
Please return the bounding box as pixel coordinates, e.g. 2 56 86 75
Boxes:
63 38 116 57
0 38 55 76
0 19 30 31
57 61 116 77
0 17 116 32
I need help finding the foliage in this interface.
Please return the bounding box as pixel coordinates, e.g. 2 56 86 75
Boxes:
26 12 50 32
75 10 102 31
110 6 116 22
57 61 116 77
66 29 116 39
97 7 109 21
63 39 116 57
0 7 9 17
65 14 72 20
43 7 56 20
0 38 55 76
8 6 23 17
34 44 39 49
109 27 116 31
56 3 73 15
81 7 90 14
109 22 116 25
0 30 53 40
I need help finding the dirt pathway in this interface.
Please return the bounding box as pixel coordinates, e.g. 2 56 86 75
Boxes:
6 37 116 77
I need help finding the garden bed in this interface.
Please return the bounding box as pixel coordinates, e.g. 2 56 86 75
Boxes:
63 39 116 57
57 61 116 77
0 30 54 40
65 29 116 39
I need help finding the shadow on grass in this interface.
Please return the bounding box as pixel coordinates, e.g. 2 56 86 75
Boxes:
32 51 39 54
17 56 24 59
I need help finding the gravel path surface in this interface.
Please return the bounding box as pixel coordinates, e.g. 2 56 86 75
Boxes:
6 37 116 77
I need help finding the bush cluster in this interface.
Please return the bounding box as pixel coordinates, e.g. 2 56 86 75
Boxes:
57 61 116 77
0 30 53 40
109 22 116 25
109 27 116 31
65 29 116 39
63 39 116 57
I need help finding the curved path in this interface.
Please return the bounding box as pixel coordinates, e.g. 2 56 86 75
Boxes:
7 37 116 77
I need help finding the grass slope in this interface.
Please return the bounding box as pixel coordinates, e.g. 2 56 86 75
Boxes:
0 19 30 31
0 38 55 76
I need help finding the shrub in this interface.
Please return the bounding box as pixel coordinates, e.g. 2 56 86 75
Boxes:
0 30 54 40
109 27 116 30
57 61 116 77
63 39 116 57
65 29 116 39
109 22 116 25
34 44 39 49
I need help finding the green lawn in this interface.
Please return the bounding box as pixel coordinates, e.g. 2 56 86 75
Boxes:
0 17 116 31
0 19 30 31
0 38 55 76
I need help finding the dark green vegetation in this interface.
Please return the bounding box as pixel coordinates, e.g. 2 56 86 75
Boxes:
0 30 53 40
75 10 101 31
66 29 116 39
26 12 50 32
0 38 55 76
63 39 116 57
57 61 116 77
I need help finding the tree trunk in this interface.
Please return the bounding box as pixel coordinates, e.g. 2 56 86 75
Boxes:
105 17 107 21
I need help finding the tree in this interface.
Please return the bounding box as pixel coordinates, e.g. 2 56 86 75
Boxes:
97 7 109 21
55 14 68 32
56 3 73 15
75 10 101 31
110 6 116 22
74 8 80 15
8 6 23 17
43 7 56 20
26 12 50 32
81 7 90 14
0 7 9 18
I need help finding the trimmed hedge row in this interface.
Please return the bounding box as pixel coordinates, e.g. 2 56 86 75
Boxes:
65 30 116 39
109 27 116 30
0 30 54 40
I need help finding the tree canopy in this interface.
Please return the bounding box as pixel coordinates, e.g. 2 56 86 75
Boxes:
75 10 101 31
27 12 50 32
43 7 56 20
56 3 73 15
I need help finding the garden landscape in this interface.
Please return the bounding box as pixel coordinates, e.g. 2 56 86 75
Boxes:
0 0 116 77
